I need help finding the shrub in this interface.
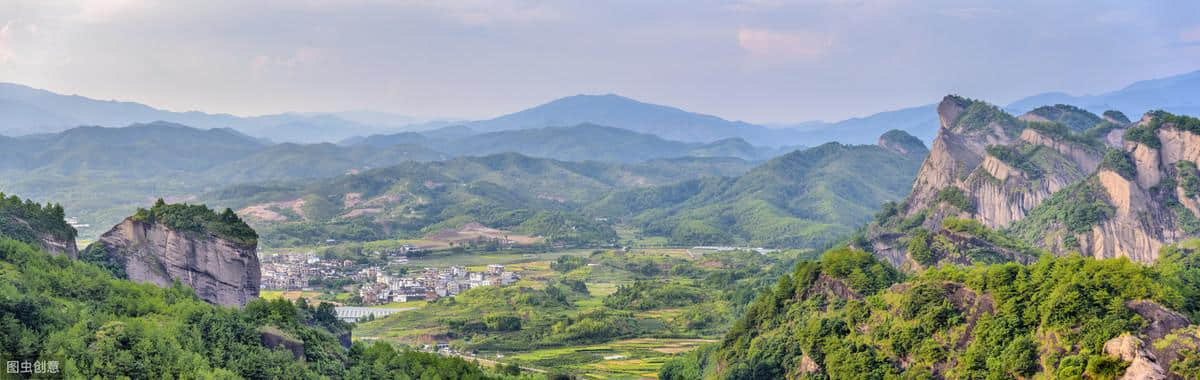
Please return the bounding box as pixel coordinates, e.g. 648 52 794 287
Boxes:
1178 161 1200 198
935 187 975 213
907 228 936 266
985 145 1043 178
1099 149 1137 180
1124 124 1161 149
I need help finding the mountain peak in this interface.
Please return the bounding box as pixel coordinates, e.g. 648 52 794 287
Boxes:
877 129 927 155
470 93 772 144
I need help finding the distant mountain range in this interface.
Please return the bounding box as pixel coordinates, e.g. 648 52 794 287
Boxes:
463 94 789 144
345 124 798 163
2 69 1198 146
1006 69 1200 117
0 83 432 143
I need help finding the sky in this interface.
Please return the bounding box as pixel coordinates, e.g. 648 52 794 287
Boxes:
0 0 1198 123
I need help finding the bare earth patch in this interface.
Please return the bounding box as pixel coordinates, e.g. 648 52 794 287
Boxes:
238 199 307 222
343 192 363 208
425 222 543 245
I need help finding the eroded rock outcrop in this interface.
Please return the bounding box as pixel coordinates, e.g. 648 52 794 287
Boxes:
85 204 261 307
867 96 1200 268
1105 334 1168 380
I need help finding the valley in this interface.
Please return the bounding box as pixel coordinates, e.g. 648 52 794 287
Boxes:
4 70 1200 379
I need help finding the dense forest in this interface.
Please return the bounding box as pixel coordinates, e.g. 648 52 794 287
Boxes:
588 138 927 248
660 241 1200 379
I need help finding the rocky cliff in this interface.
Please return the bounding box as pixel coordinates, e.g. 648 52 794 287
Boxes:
867 95 1200 269
84 202 261 306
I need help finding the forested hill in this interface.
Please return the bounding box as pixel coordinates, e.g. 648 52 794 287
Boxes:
663 242 1200 379
203 152 757 248
589 130 928 248
384 123 790 163
0 121 447 238
208 130 925 250
0 121 446 179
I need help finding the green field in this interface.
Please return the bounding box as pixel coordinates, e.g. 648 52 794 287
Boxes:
351 247 810 378
507 338 715 379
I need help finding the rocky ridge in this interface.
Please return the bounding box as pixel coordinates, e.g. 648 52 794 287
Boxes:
866 95 1200 269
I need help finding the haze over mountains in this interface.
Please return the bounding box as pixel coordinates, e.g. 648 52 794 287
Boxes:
1007 69 1200 117
3 69 1197 147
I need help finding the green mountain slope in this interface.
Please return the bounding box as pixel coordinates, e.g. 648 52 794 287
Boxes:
0 122 444 239
0 121 266 175
205 153 757 247
203 142 446 183
351 124 791 162
589 132 928 248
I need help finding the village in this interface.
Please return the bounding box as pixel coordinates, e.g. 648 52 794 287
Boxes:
354 263 519 304
259 244 519 306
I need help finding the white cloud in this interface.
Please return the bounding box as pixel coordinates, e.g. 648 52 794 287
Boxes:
737 28 833 62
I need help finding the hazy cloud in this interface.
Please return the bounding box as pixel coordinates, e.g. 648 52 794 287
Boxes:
737 28 833 62
0 0 1197 123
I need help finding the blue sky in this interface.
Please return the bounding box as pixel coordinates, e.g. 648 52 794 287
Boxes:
1 0 1198 123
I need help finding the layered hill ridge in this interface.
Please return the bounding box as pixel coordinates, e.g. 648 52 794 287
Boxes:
375 123 791 163
867 95 1200 270
83 201 261 306
590 130 927 248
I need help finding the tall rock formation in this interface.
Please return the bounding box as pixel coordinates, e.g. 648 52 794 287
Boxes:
84 201 261 306
867 95 1200 269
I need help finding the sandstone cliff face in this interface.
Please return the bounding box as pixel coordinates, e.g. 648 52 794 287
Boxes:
1019 128 1101 172
872 97 1200 268
904 97 1090 231
967 153 1084 229
89 218 260 306
1074 122 1200 263
1078 170 1172 262
1157 126 1200 168
906 98 1011 215
39 234 78 258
